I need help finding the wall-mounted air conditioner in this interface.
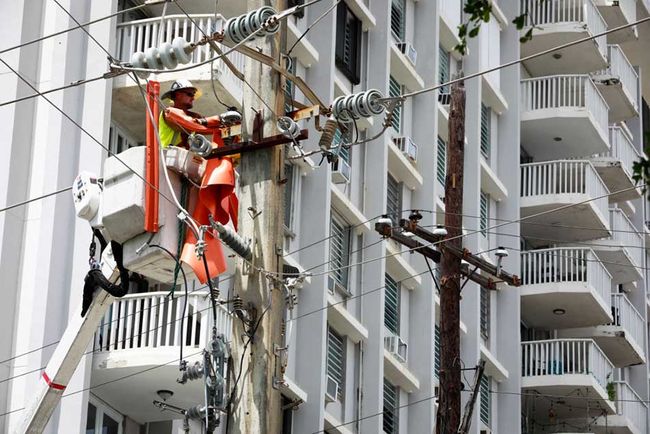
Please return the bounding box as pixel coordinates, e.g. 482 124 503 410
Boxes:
331 158 351 184
396 42 417 66
384 334 408 363
393 136 418 163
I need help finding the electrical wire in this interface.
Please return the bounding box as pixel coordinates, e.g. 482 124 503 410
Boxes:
0 187 72 214
0 75 106 108
286 0 342 59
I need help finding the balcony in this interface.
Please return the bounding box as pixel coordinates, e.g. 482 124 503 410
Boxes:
589 209 643 284
521 339 616 417
91 291 232 422
520 161 610 243
521 76 609 160
113 14 245 138
520 0 608 75
520 248 612 328
560 293 645 367
591 382 648 434
593 0 638 43
590 127 642 203
592 45 639 121
383 329 419 393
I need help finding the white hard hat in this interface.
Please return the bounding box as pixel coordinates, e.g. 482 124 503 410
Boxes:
161 79 203 100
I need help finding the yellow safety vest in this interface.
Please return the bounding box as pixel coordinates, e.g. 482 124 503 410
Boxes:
158 112 181 148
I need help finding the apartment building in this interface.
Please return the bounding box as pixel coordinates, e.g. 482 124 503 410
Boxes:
0 0 648 433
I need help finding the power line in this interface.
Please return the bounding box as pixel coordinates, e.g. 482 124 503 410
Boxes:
0 75 106 108
0 187 72 214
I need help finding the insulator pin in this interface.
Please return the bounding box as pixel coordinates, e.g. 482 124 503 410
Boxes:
212 222 252 260
224 7 279 44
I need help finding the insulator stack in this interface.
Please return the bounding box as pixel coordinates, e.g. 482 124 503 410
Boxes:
232 295 244 311
277 117 301 139
129 37 193 79
185 404 206 420
318 119 338 151
213 222 252 260
187 133 212 157
332 89 384 123
224 7 279 44
185 361 204 381
210 287 220 302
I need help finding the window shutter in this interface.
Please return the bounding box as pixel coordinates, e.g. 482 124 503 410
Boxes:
389 76 402 132
384 274 400 335
480 104 491 160
437 136 446 186
333 126 352 163
383 379 399 434
327 327 345 400
335 5 361 84
434 324 441 378
480 191 489 237
386 173 402 222
480 375 491 426
330 212 350 287
390 0 406 41
439 46 450 94
480 286 490 340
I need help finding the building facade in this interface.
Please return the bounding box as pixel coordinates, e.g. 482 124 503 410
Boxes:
0 0 649 433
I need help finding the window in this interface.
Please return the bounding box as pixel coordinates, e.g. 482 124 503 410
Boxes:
480 191 489 237
288 0 304 18
283 163 294 231
383 379 399 434
391 0 406 41
284 57 297 114
384 274 400 335
480 286 490 341
386 173 402 222
85 401 122 434
333 125 352 164
335 4 361 84
436 136 446 186
439 46 450 94
330 211 351 288
480 375 491 427
434 324 441 378
108 123 139 155
327 326 345 401
480 104 491 160
389 76 402 132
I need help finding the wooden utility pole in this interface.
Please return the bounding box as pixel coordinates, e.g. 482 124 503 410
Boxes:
228 0 285 432
436 78 465 434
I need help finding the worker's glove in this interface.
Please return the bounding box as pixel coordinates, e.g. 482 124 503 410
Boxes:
219 108 242 126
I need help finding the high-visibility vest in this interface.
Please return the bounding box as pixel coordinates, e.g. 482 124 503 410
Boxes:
158 111 180 148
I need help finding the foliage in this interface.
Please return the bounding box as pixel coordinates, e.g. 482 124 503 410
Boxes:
606 373 616 402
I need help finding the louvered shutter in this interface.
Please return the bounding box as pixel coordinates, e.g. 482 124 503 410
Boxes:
383 379 399 434
434 324 441 378
480 375 491 426
480 104 491 160
439 45 450 93
386 173 402 222
480 286 490 340
480 191 489 237
330 212 350 287
389 76 402 132
437 136 446 186
327 327 345 400
390 0 406 41
384 274 400 334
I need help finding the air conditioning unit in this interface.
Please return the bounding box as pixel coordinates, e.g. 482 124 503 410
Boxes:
384 334 408 363
331 158 351 184
393 136 418 163
396 42 417 66
438 92 451 106
327 275 352 298
325 375 339 402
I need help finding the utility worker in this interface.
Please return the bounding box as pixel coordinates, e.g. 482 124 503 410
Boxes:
159 79 221 149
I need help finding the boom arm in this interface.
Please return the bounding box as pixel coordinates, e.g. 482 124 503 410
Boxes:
17 247 119 434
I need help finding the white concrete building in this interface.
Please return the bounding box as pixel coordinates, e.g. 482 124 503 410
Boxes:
0 0 649 433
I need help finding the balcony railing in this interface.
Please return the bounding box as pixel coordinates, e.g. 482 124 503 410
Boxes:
521 0 607 57
609 293 644 349
608 208 643 268
521 247 611 298
521 75 609 136
594 127 641 180
599 45 639 111
115 14 245 88
521 160 609 213
615 381 648 433
94 291 232 353
521 339 613 388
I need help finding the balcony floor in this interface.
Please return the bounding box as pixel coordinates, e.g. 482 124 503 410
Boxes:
592 245 643 284
559 326 646 367
596 3 638 44
522 26 608 76
522 379 616 417
521 113 609 160
91 347 206 423
592 415 643 434
521 197 610 245
595 82 638 122
590 159 641 203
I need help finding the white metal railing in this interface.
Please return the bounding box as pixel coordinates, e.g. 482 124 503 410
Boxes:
594 127 641 181
609 293 644 350
616 0 637 26
521 75 609 139
520 248 611 303
115 14 245 89
616 381 648 433
521 339 613 388
520 160 609 220
521 0 607 58
94 291 232 353
608 208 643 268
595 45 639 112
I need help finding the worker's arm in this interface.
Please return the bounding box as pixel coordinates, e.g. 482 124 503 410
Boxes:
163 107 220 134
